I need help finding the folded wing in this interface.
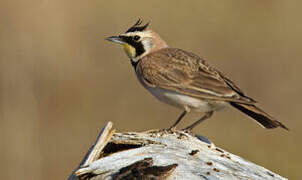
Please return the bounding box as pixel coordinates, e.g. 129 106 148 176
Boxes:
137 48 255 104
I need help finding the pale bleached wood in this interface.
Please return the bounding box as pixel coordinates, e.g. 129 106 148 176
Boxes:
83 121 115 166
69 122 287 180
68 121 115 180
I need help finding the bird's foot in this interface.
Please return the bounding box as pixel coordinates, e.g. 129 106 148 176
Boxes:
181 128 194 135
160 127 177 133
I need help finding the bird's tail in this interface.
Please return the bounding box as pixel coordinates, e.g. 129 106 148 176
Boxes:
230 102 289 130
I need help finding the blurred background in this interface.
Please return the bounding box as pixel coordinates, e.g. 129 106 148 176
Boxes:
0 0 301 179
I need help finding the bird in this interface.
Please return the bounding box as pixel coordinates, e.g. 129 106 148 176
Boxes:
106 19 288 132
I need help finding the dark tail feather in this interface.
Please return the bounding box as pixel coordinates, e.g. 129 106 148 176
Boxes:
230 102 289 130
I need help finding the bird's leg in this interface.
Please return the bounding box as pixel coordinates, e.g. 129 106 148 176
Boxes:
168 110 188 131
182 111 214 132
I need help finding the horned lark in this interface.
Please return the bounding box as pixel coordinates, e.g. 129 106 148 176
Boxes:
106 19 288 131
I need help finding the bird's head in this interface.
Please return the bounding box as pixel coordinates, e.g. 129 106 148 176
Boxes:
106 19 168 64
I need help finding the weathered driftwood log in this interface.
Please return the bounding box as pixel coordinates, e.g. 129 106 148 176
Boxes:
68 122 287 180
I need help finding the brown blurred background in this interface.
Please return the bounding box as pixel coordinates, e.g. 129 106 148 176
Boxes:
0 0 301 179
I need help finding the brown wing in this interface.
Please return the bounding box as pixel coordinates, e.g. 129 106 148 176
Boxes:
136 48 256 104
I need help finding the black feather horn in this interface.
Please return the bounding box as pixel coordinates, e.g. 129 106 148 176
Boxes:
125 19 150 33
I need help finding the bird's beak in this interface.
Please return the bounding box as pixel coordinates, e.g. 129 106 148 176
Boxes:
105 36 124 44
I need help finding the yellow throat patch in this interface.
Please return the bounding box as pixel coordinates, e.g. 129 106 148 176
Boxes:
122 43 136 58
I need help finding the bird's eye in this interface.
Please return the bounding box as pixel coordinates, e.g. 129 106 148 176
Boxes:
133 35 140 41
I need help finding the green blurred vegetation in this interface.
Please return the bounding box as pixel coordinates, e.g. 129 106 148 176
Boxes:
0 0 301 179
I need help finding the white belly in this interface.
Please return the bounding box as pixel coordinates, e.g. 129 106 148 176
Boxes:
147 87 227 112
